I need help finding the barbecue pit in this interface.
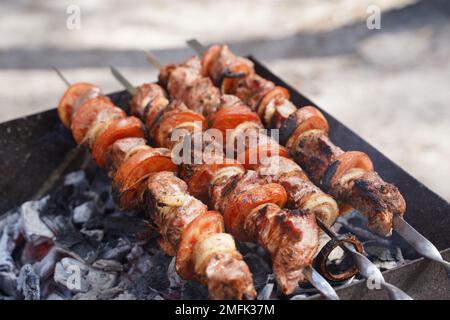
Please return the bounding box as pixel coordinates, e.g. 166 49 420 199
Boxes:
0 58 449 300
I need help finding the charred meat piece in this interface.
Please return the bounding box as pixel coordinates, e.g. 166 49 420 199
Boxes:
331 171 406 236
57 82 101 128
181 77 221 117
288 129 344 185
256 156 338 228
253 204 319 294
104 137 148 174
130 83 167 118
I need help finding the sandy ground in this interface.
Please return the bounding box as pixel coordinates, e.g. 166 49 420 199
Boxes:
0 0 449 201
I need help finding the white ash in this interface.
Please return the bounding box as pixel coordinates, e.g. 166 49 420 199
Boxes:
19 197 54 241
72 201 95 224
17 264 40 300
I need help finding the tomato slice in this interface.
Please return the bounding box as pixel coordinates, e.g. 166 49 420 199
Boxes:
294 106 329 135
143 96 170 131
257 86 290 118
220 62 254 95
92 116 144 167
238 142 288 170
57 82 99 128
70 96 116 144
131 83 167 118
330 151 374 186
187 161 243 203
152 111 207 148
201 45 221 77
113 148 177 210
223 183 287 241
176 211 224 280
210 105 261 136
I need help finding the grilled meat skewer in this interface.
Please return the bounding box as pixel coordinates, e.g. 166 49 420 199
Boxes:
56 81 256 300
112 67 339 297
185 43 406 237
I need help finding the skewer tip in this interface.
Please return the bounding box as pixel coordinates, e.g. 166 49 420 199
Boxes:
109 66 137 96
52 66 71 87
186 39 206 55
144 51 163 70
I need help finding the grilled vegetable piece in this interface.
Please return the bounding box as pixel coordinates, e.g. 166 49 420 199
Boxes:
210 103 262 138
131 83 167 118
257 156 339 228
152 109 207 149
285 107 406 235
223 181 288 241
202 45 254 84
176 211 224 279
92 116 145 167
144 172 256 300
57 82 100 128
113 148 177 210
70 97 118 144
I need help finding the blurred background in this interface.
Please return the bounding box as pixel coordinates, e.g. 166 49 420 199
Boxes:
0 0 449 201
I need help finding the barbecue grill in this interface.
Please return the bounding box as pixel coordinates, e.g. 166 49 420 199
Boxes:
1 57 449 300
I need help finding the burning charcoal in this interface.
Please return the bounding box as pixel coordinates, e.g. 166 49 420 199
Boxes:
181 281 208 300
54 258 117 294
19 197 54 242
64 171 89 193
363 242 405 271
73 287 123 300
114 292 137 300
54 223 98 263
101 215 153 242
72 201 95 224
46 292 65 300
21 239 54 265
126 244 144 262
0 271 18 298
126 252 153 278
99 237 132 261
290 293 308 300
17 264 40 300
337 215 392 247
92 259 123 272
127 252 171 299
80 228 104 242
33 246 74 281
244 253 271 291
54 258 89 293
167 257 183 290
0 226 14 272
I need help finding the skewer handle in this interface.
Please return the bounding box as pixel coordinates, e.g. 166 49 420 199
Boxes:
304 266 340 300
393 214 450 279
316 218 413 300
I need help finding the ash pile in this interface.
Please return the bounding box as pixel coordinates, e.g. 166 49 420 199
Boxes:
0 165 411 300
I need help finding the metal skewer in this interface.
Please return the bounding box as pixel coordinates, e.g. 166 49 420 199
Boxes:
316 218 412 300
119 63 340 301
37 67 90 200
144 51 163 70
52 66 71 87
186 38 450 282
